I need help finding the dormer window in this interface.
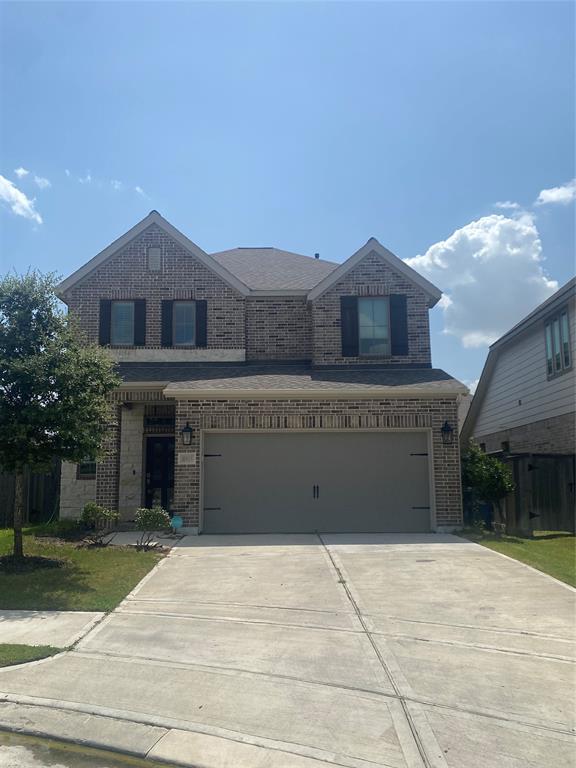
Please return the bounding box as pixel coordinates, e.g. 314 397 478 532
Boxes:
147 247 161 271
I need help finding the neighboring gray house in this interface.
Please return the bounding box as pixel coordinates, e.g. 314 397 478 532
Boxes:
56 211 467 534
462 278 576 533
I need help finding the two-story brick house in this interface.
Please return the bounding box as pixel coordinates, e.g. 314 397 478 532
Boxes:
57 211 467 533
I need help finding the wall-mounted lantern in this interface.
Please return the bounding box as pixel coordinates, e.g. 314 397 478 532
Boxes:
440 421 454 446
180 422 193 446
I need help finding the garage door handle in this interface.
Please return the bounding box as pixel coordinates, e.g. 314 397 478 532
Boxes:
312 484 320 499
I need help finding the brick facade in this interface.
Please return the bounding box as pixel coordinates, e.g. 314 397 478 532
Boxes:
171 396 462 530
311 251 432 366
477 412 576 456
63 224 246 351
60 218 464 532
95 406 122 511
245 297 311 360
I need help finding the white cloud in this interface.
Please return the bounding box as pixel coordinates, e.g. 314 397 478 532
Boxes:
494 201 520 211
406 213 558 348
33 175 51 190
535 179 576 206
78 173 92 184
65 169 70 177
135 185 147 197
14 167 29 179
0 174 42 224
111 179 122 190
464 378 480 394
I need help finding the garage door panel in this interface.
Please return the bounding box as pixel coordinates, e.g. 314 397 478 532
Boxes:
202 432 431 534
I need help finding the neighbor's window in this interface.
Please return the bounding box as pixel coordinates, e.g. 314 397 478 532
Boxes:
173 301 196 346
110 301 135 345
77 459 96 479
545 309 571 377
358 297 390 356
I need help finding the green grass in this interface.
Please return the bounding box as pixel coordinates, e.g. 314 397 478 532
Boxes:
463 529 576 587
0 644 63 667
0 528 163 611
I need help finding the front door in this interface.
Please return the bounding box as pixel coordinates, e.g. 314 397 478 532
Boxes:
145 436 175 512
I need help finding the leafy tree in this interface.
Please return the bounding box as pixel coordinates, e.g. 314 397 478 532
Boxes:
0 272 120 561
462 440 515 532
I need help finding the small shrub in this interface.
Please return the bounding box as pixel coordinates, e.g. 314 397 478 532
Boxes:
134 506 171 550
79 502 118 545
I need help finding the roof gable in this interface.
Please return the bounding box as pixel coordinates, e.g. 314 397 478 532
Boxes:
56 211 250 298
307 238 442 306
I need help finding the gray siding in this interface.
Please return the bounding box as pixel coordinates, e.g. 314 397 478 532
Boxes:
474 297 575 437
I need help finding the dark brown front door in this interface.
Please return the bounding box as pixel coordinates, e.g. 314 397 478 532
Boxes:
145 436 175 511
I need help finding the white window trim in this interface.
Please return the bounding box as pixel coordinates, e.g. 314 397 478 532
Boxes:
173 300 196 347
111 300 135 346
545 307 571 379
358 296 391 358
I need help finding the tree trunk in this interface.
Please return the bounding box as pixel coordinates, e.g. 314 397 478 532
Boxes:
13 472 24 560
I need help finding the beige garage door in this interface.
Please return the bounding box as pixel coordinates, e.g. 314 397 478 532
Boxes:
202 432 431 534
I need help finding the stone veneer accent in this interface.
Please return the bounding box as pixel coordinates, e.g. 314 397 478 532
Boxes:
118 404 144 521
171 397 462 530
311 251 432 366
62 224 246 351
59 462 96 520
245 297 311 360
476 412 576 456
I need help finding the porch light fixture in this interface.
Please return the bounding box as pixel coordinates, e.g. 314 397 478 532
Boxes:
440 421 454 446
180 422 193 446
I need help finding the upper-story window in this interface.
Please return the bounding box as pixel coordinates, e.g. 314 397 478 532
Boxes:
545 309 571 377
340 294 408 358
173 301 196 346
111 301 135 345
358 297 390 356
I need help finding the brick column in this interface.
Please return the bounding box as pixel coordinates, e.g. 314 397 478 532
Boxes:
431 399 463 530
96 404 122 512
173 400 201 529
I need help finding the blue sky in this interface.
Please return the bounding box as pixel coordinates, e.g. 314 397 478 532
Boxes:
1 1 574 387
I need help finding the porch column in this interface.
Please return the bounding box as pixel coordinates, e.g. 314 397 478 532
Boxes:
118 403 144 521
96 404 122 512
173 400 201 530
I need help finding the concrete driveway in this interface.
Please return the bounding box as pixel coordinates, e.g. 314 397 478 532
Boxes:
0 534 574 767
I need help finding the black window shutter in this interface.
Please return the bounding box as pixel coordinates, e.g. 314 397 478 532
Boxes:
390 294 409 356
99 300 112 345
196 300 207 347
340 296 359 357
134 300 146 346
161 301 174 347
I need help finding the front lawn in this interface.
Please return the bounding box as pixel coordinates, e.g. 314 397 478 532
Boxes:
463 529 576 587
0 528 163 611
0 644 63 668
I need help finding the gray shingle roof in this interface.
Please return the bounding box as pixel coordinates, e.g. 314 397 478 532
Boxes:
210 248 339 291
117 363 466 395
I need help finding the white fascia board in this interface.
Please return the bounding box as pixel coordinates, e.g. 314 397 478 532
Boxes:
307 238 443 306
56 211 250 298
163 386 466 400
